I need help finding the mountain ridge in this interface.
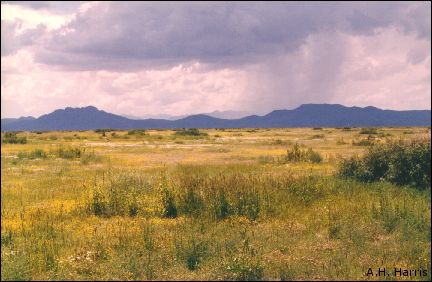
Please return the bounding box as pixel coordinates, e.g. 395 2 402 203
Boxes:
2 104 431 131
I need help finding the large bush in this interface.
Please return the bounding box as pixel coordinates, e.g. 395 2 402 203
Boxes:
339 138 431 189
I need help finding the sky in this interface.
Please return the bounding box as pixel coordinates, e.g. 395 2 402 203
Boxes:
1 1 431 118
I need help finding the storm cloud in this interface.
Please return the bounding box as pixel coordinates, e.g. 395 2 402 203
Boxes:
1 1 430 118
32 2 430 70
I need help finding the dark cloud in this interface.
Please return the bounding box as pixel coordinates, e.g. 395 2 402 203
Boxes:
3 1 50 10
3 1 85 14
1 20 46 56
31 2 429 71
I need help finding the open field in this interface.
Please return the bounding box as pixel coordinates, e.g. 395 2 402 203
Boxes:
1 127 431 280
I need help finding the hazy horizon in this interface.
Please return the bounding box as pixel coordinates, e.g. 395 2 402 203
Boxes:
2 103 432 120
1 1 431 119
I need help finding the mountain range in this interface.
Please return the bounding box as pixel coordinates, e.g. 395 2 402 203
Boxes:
1 104 431 131
121 110 252 120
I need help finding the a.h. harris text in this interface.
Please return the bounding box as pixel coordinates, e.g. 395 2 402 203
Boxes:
366 267 428 277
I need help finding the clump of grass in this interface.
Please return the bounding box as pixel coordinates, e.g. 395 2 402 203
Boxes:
155 168 266 221
339 138 431 189
165 167 327 221
161 187 177 218
1 230 13 246
352 136 376 146
223 230 264 281
309 134 325 139
2 132 27 144
307 149 323 163
17 149 47 160
177 174 204 216
272 139 292 146
175 235 208 271
211 190 232 220
359 128 378 134
258 155 274 164
128 129 146 136
174 128 208 137
55 146 83 159
90 174 148 217
313 127 323 130
336 137 347 145
80 151 103 164
341 127 352 131
282 143 322 163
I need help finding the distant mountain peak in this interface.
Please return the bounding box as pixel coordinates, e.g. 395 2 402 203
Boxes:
296 103 345 109
64 105 99 111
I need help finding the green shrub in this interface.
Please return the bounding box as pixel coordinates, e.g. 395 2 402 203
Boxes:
283 143 323 163
174 128 208 137
360 128 378 134
285 143 304 162
128 129 146 135
2 132 27 144
94 128 115 133
307 148 322 163
339 138 431 189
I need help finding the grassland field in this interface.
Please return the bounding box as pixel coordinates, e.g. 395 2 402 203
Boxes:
1 127 431 281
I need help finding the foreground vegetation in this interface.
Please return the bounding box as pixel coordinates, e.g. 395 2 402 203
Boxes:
1 127 431 280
